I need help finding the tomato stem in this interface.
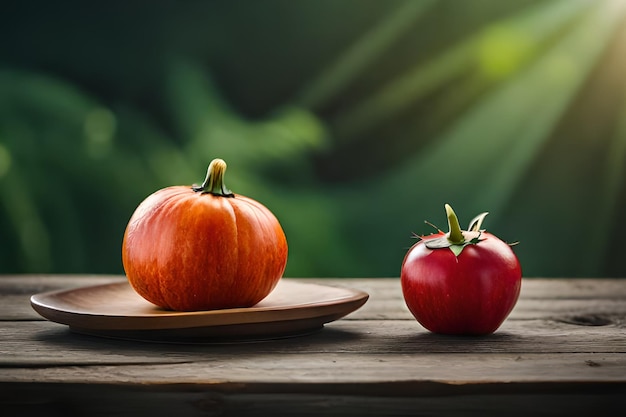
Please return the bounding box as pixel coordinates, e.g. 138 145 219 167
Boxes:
424 205 484 256
445 204 465 244
193 158 235 197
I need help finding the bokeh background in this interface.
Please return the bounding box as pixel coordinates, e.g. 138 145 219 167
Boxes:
2 0 626 278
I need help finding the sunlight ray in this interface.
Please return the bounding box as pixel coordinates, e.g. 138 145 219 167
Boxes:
334 0 595 142
587 97 626 273
390 0 625 220
295 0 437 110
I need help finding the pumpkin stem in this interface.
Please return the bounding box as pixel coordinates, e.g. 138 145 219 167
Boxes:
445 204 465 244
193 158 235 197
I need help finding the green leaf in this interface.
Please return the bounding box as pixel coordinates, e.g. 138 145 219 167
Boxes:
449 244 464 257
423 230 484 257
468 212 489 231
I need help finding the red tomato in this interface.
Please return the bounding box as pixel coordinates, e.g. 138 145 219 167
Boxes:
401 204 521 335
122 159 288 311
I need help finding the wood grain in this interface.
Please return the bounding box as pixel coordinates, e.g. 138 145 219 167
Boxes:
1 275 625 417
1 318 624 365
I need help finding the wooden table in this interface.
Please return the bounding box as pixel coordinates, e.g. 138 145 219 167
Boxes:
1 275 625 416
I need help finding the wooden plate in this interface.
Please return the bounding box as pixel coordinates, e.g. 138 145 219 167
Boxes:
30 279 369 343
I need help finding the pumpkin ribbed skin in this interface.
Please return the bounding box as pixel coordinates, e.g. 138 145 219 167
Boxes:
122 186 288 311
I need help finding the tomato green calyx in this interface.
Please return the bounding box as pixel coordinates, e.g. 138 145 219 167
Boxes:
192 158 235 197
423 204 487 257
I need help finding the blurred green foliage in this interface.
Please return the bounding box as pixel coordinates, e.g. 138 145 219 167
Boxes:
2 0 626 278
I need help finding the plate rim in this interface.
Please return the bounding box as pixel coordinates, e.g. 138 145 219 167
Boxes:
30 279 370 333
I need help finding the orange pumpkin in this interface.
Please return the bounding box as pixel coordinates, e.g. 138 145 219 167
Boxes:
122 158 288 311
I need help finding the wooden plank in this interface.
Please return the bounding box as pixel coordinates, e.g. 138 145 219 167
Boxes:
0 276 126 321
0 275 124 294
334 277 626 300
2 352 626 384
2 317 624 369
2 381 624 417
0 295 38 321
352 298 626 321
